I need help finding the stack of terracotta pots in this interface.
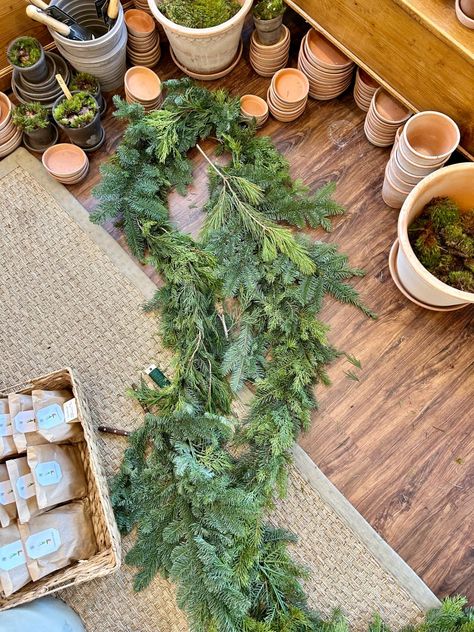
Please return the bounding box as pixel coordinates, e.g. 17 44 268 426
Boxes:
298 29 354 100
249 25 290 77
47 0 127 91
353 67 379 112
125 9 161 67
42 143 89 184
240 94 269 127
267 68 309 122
0 93 22 158
364 88 411 147
124 66 162 112
382 111 460 209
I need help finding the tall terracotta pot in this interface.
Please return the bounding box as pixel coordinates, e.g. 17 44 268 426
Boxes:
148 0 252 74
395 163 474 308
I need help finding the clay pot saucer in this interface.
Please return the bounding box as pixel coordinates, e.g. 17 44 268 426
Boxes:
267 88 306 120
250 46 289 63
395 143 445 175
272 68 309 104
125 9 155 36
305 29 353 69
0 128 22 158
250 25 290 53
240 94 268 121
301 40 353 76
401 111 460 164
357 68 379 88
372 89 411 124
42 143 88 177
0 93 12 131
125 66 161 102
170 40 243 81
52 160 89 183
388 240 468 311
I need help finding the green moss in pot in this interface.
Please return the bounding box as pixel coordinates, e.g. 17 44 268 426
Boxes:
53 91 104 151
160 0 241 28
69 72 106 116
7 36 48 83
253 0 286 45
12 102 57 152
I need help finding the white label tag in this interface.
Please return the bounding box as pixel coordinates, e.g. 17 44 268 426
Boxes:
35 461 62 487
26 528 61 559
16 473 35 500
63 398 78 423
14 410 36 434
36 404 64 430
0 480 15 506
0 413 13 437
0 540 26 571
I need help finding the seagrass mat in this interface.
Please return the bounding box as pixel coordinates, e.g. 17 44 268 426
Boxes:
0 149 438 631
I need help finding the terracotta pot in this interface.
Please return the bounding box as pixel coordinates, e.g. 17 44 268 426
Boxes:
125 66 161 102
253 14 283 46
0 127 22 158
0 93 13 132
391 151 425 185
272 68 309 103
240 94 268 127
149 0 252 74
125 9 155 35
250 24 289 52
396 163 474 307
7 38 48 83
53 93 104 150
400 111 460 165
42 142 88 176
305 29 352 70
23 123 57 152
456 0 474 27
372 88 411 125
382 165 410 208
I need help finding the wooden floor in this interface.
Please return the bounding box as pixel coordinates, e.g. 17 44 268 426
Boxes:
22 15 473 603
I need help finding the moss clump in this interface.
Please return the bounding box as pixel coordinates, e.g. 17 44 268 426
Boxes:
12 102 49 132
253 0 285 20
160 0 241 28
53 91 98 129
8 37 42 68
69 72 100 94
409 196 474 293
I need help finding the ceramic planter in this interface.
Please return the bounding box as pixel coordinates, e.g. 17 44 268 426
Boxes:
395 163 474 308
253 14 283 45
7 38 48 83
455 0 474 27
149 0 252 74
400 111 460 165
23 123 58 152
53 93 104 151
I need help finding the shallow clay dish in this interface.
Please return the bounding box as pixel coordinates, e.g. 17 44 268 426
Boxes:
125 66 161 102
0 128 22 158
373 89 411 124
42 143 88 177
125 9 155 35
240 94 268 119
170 40 243 81
272 68 309 104
305 29 352 69
0 93 12 131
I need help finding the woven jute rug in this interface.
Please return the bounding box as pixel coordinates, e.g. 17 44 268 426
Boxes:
0 149 439 631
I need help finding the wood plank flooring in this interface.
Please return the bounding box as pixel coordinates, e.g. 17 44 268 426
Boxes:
22 14 473 603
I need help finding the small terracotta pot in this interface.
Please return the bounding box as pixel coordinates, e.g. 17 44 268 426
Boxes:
124 66 161 102
372 88 411 125
395 163 474 307
304 29 352 69
396 142 445 175
253 14 284 46
250 24 289 52
125 9 155 36
400 111 460 165
7 38 48 83
391 151 426 185
272 68 309 103
0 93 13 132
0 127 22 158
42 143 88 177
382 166 410 208
240 94 268 125
456 0 474 27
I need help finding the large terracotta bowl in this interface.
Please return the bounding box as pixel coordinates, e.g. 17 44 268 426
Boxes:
396 163 474 308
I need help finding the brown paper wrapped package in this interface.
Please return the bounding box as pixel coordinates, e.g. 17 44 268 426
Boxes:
6 457 42 524
0 463 17 528
0 522 31 596
8 393 43 453
27 444 87 510
18 501 97 581
0 399 16 459
32 390 83 444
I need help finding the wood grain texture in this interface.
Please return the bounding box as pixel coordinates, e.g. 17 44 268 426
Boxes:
286 0 474 158
20 14 474 603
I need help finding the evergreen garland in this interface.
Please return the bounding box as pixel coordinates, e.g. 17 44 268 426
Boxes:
92 80 467 631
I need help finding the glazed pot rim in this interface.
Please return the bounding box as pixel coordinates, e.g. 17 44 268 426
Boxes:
149 0 253 37
401 110 460 160
397 163 474 301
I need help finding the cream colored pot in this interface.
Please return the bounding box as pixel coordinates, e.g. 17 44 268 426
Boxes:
148 0 252 74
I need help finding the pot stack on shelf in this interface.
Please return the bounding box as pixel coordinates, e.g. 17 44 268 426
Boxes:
382 111 460 208
267 68 309 122
0 93 23 158
42 143 89 184
353 68 379 112
249 25 290 77
124 66 162 112
364 88 411 147
125 9 161 67
298 29 354 100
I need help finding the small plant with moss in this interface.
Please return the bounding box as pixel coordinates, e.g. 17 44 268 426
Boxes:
409 196 474 293
53 91 98 129
12 102 50 133
160 0 240 28
253 0 285 20
69 72 99 94
7 36 42 68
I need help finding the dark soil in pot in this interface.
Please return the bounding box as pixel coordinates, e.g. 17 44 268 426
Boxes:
52 91 105 150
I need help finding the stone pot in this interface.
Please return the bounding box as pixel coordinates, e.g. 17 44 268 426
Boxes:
7 38 49 83
395 163 474 308
53 93 104 150
253 14 283 45
148 0 252 74
23 122 58 152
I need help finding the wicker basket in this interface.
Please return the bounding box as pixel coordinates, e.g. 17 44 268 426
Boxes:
0 368 121 609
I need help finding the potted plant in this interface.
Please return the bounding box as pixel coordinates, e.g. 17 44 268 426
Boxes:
52 91 104 151
149 0 253 75
253 0 286 45
7 36 48 83
12 102 58 152
69 72 106 115
394 163 474 308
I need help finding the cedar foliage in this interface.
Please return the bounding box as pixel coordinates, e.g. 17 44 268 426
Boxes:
92 81 466 631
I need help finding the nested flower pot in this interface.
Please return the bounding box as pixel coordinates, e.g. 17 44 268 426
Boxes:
52 92 105 151
7 37 49 83
24 123 58 152
253 14 283 45
69 74 107 116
